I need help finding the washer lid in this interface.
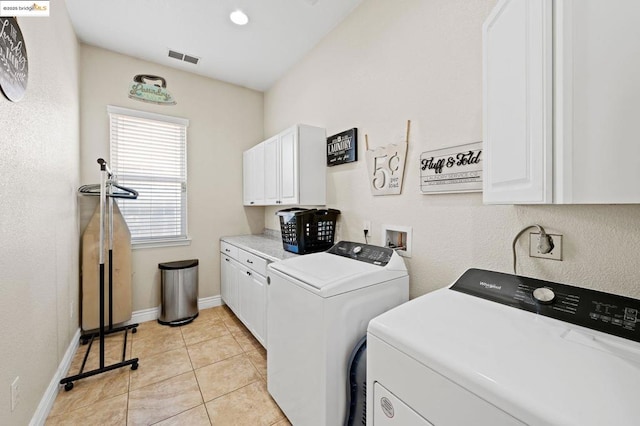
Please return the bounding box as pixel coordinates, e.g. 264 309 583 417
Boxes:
368 282 640 425
268 250 407 297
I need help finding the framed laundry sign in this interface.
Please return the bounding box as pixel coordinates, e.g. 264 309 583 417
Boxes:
420 142 482 194
327 128 357 166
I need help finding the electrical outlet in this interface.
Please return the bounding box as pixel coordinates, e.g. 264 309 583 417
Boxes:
529 233 563 261
11 377 19 412
363 220 371 232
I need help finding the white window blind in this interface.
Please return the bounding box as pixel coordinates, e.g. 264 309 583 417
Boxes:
108 106 189 244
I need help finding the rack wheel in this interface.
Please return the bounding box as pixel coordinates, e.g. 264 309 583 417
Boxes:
131 362 139 371
64 382 74 391
132 328 137 334
81 338 89 345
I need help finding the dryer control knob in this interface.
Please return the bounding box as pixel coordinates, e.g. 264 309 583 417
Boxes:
353 246 362 254
533 287 555 305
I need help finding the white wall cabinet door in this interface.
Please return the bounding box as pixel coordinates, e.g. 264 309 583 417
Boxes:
483 0 553 204
243 144 265 206
553 0 640 203
263 135 280 205
220 255 240 313
278 126 299 205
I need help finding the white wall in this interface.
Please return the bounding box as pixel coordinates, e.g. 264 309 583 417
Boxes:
79 45 265 312
0 2 80 424
264 0 640 299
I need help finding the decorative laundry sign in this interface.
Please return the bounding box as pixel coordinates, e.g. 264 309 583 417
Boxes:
327 128 357 166
420 142 482 194
128 74 176 105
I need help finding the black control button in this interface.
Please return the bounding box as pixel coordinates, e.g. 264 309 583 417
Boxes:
624 308 638 322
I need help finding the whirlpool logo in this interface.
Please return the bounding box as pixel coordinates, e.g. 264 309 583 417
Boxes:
479 281 502 291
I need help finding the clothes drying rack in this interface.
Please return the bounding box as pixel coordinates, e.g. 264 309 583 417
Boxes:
60 158 139 391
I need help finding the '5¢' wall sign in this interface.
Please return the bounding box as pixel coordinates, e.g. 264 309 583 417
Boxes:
365 120 410 196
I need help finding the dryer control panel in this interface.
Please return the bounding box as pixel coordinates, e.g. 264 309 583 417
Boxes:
451 268 640 343
327 241 394 266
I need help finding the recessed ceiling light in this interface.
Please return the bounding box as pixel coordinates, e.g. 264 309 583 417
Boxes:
230 9 249 26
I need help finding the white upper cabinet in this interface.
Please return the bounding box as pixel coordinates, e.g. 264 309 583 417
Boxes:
245 124 326 206
483 0 552 204
483 0 640 204
243 143 265 206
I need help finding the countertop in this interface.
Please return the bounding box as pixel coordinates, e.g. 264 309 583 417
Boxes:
220 231 298 263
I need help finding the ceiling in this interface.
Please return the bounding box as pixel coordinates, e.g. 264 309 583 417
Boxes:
65 0 364 92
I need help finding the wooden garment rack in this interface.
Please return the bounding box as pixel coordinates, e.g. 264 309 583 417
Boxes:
60 158 139 391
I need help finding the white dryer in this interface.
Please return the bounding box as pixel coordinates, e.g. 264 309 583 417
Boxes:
367 268 640 425
267 241 409 426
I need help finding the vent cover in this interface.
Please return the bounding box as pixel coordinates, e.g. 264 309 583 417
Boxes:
183 54 199 65
168 50 184 60
168 49 199 65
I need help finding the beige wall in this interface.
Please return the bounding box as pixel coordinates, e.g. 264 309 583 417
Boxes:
79 45 265 312
0 2 80 424
264 0 640 299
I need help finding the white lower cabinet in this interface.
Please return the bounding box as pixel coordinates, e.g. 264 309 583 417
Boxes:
237 264 267 347
220 255 240 314
219 241 268 347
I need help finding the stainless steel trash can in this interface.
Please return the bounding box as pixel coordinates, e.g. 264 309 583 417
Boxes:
158 259 199 326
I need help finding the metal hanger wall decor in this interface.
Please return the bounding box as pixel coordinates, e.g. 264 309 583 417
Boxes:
128 74 176 105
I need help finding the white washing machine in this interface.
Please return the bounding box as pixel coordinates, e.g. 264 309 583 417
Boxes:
267 241 409 426
367 268 640 425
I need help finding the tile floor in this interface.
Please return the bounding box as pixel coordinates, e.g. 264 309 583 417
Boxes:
46 306 291 426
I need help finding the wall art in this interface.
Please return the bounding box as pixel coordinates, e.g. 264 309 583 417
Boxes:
420 141 482 194
0 17 28 102
327 128 357 166
365 120 410 196
128 74 176 105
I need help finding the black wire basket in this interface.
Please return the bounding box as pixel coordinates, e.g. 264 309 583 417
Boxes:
277 208 341 254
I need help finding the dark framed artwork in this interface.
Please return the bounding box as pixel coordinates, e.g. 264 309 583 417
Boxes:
327 128 357 166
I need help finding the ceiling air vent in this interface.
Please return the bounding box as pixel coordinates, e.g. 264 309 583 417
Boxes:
168 50 184 60
168 49 199 65
183 54 199 65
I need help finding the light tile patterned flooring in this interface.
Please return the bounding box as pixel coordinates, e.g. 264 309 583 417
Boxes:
46 306 291 425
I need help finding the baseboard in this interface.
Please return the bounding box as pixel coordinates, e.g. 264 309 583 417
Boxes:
126 295 223 325
127 306 159 325
198 295 222 310
30 328 81 426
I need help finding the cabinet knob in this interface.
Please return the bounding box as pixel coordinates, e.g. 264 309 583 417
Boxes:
247 259 253 264
225 258 230 262
225 248 230 252
246 271 252 276
250 201 254 205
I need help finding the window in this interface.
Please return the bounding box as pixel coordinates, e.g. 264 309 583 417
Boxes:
108 106 189 246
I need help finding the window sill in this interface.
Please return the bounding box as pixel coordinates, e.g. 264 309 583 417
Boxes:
132 238 192 250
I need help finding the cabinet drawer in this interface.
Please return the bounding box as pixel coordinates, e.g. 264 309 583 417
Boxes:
238 249 268 276
220 241 238 259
